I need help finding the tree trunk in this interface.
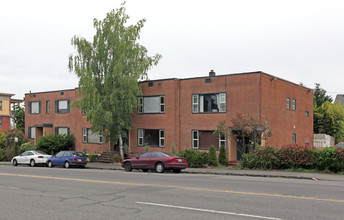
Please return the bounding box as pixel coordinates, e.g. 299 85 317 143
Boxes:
119 135 124 160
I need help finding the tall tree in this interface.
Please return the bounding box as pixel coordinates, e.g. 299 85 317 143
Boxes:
12 104 25 134
68 3 161 159
314 83 333 107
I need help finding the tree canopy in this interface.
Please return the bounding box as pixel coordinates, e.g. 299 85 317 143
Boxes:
12 104 25 134
68 3 161 158
313 83 333 108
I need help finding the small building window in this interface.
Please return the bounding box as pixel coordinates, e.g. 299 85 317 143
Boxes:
205 78 212 83
28 127 35 139
305 110 309 117
29 101 41 114
137 129 165 147
46 100 50 114
55 100 70 114
292 99 296 111
192 93 226 113
286 97 291 110
0 117 2 127
0 101 2 111
55 127 70 135
148 82 154 87
82 128 102 144
137 96 165 114
292 133 296 145
192 130 225 150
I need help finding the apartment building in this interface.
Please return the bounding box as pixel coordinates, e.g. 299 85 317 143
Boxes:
25 71 313 160
0 93 16 132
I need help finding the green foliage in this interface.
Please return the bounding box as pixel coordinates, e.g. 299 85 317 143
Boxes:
177 149 208 168
113 154 122 163
0 148 6 161
0 131 6 149
218 145 229 166
240 145 344 173
20 142 35 153
88 153 98 163
208 145 218 166
36 134 74 155
6 129 27 158
171 143 177 155
313 83 333 108
12 104 25 134
314 101 344 143
144 145 150 152
68 2 161 158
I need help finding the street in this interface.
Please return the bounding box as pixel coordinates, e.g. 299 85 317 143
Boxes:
0 165 343 220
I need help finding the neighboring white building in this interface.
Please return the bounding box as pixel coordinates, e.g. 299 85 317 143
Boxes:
313 134 335 148
335 94 344 107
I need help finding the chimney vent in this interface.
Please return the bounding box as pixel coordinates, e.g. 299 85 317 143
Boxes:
209 69 216 77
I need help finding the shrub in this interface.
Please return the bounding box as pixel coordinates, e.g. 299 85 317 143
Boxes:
0 148 6 161
5 129 27 158
88 153 98 163
113 154 122 163
314 147 344 172
208 145 218 167
20 142 35 153
239 153 260 169
177 149 208 168
0 131 6 149
218 145 229 166
36 134 74 155
278 145 315 169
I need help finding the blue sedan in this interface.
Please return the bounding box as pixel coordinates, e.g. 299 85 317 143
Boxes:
47 151 88 168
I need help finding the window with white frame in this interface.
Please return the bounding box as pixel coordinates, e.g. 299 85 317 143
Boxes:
55 100 70 113
137 129 165 147
192 93 226 113
192 130 226 150
28 127 35 139
292 99 296 111
29 101 41 114
82 128 103 144
138 96 165 113
286 97 291 110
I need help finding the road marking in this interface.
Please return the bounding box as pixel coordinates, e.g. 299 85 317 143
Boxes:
1 172 344 203
136 201 282 220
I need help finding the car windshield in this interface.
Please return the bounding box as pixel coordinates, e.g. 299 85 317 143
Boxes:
34 151 49 155
73 152 86 157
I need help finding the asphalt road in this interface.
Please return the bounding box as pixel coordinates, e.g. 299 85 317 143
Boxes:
0 166 343 220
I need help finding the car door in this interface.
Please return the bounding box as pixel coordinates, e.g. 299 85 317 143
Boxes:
133 152 151 169
54 151 65 166
17 151 28 163
149 152 161 169
25 151 35 164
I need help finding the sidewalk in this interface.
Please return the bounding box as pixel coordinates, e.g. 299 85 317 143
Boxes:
1 161 343 181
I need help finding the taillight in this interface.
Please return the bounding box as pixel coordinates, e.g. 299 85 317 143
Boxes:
82 159 87 162
71 158 77 161
182 159 187 163
38 156 44 158
168 158 178 162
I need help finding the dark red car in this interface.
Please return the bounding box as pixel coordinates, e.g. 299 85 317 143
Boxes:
121 152 188 173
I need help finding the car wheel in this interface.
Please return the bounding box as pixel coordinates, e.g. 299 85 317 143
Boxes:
47 161 53 168
124 162 132 172
64 161 70 169
30 159 36 167
142 169 148 172
12 159 18 166
155 163 165 173
173 169 181 173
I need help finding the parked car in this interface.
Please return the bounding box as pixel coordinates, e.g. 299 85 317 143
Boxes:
335 142 344 147
47 151 88 168
11 151 51 167
121 152 188 173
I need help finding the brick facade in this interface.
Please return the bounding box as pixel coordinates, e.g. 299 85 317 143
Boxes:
0 93 14 132
25 71 313 160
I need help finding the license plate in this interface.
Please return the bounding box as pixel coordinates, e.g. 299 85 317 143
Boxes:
178 159 182 162
78 159 81 162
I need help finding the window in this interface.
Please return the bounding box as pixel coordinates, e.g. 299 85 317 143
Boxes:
137 129 165 147
46 100 50 114
192 130 226 150
192 93 226 113
29 101 41 114
0 101 2 110
305 110 309 117
292 99 296 111
55 100 70 114
0 117 2 127
56 151 64 157
55 127 70 135
292 133 296 144
138 96 165 113
286 97 291 110
28 127 35 139
205 78 211 83
82 128 102 144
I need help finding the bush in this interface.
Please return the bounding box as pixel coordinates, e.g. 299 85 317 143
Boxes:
0 131 6 149
314 147 344 172
0 148 6 161
88 153 98 163
239 153 260 169
20 142 35 153
208 145 218 167
5 129 27 157
36 134 74 155
278 145 315 169
177 149 208 168
218 145 229 166
113 154 121 163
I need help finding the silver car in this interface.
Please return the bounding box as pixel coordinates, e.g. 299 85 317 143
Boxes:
11 151 51 167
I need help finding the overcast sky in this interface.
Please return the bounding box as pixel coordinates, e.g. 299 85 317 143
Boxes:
1 0 343 99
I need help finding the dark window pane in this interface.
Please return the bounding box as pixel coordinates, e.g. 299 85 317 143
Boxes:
199 131 219 149
143 130 160 146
